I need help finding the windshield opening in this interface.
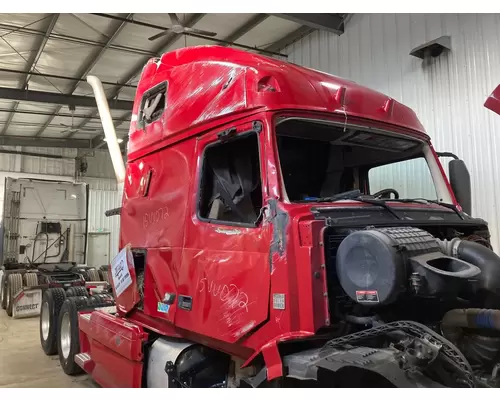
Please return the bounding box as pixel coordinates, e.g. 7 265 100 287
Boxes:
275 118 445 204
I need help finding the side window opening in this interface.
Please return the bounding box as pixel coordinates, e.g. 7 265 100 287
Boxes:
199 133 263 225
139 82 167 127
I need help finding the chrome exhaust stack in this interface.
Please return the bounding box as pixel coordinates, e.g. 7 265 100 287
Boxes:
86 75 126 191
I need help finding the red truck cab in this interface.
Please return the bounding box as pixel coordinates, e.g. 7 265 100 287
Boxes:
71 46 500 388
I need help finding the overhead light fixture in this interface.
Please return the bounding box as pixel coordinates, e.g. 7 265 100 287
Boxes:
103 137 124 144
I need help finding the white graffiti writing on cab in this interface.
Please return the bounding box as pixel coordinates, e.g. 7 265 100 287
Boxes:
197 278 249 312
143 206 169 228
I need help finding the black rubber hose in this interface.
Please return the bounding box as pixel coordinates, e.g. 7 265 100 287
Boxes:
456 240 500 293
345 314 383 327
442 308 500 343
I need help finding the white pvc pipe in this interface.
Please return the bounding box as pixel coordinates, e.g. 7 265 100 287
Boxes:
86 75 126 184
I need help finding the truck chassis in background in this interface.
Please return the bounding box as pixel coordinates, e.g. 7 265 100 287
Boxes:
1 178 109 318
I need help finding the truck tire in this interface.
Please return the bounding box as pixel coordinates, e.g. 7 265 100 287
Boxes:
6 273 23 317
66 286 89 298
99 270 110 284
88 293 114 307
86 268 100 282
57 296 88 375
40 288 67 355
24 273 38 288
0 273 7 310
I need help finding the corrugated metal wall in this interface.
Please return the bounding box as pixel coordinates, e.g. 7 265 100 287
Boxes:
0 146 120 180
285 13 500 251
87 189 122 261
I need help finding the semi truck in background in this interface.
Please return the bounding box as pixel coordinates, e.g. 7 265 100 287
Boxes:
39 45 500 388
1 177 88 266
0 177 109 318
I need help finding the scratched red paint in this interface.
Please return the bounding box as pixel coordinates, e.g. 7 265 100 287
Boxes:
82 46 460 386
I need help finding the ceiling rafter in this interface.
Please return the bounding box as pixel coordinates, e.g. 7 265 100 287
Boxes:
263 25 315 55
0 87 133 110
35 13 134 138
89 13 271 149
72 14 207 146
0 22 155 57
222 14 269 45
0 13 321 150
1 13 60 136
0 107 130 122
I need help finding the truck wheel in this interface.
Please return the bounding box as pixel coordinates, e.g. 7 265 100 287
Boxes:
66 287 89 298
6 273 23 317
86 268 100 282
0 273 7 310
24 273 38 287
40 288 67 355
88 293 114 307
57 297 88 375
99 270 109 284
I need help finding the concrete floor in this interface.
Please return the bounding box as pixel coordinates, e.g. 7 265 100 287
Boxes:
0 309 97 388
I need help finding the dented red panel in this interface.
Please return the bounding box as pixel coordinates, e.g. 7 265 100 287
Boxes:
127 46 428 161
105 46 448 367
176 239 271 343
142 248 180 325
128 62 248 156
174 124 272 343
121 140 194 250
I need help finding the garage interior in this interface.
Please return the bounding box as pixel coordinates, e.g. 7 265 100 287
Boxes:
1 12 500 388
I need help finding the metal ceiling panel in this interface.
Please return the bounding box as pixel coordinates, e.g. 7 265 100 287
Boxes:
9 111 47 126
85 49 145 87
0 14 53 30
112 13 197 50
0 31 39 74
17 101 61 113
189 13 260 38
0 13 304 150
53 13 124 43
237 16 302 49
2 123 39 136
35 38 96 81
116 86 137 101
18 75 74 95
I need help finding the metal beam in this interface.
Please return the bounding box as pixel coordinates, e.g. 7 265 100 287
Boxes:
263 26 314 54
1 14 60 135
0 87 134 110
223 14 269 44
270 14 345 35
0 22 155 57
75 14 207 145
85 15 271 148
0 148 75 160
92 13 287 58
0 67 136 89
0 135 92 149
0 107 130 122
39 13 133 137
